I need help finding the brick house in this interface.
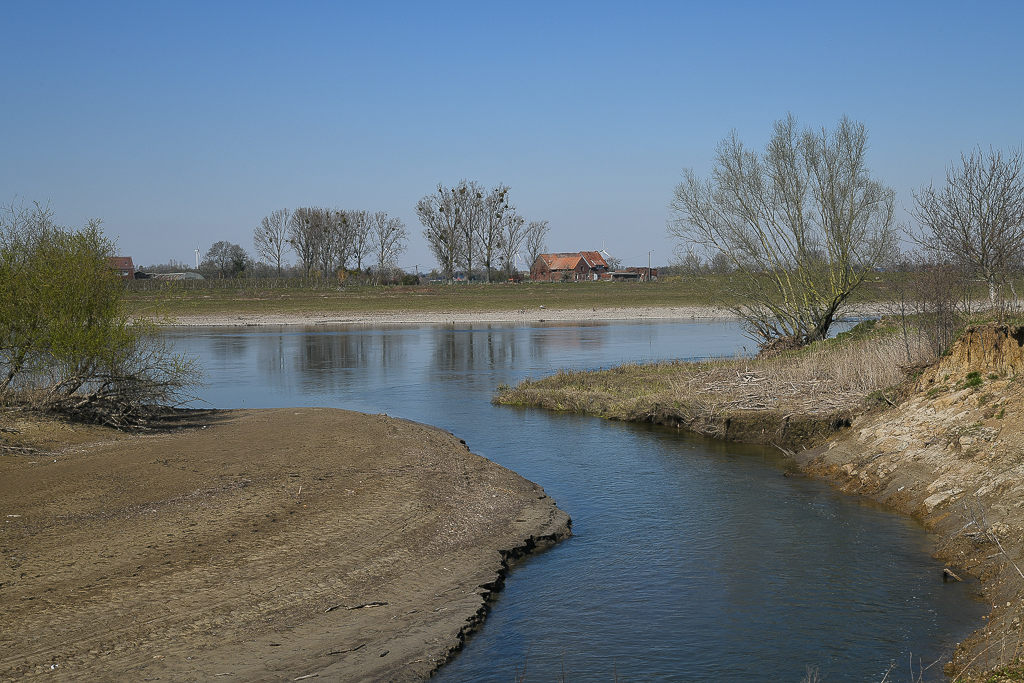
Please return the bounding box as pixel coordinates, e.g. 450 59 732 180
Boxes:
107 256 135 280
530 251 610 282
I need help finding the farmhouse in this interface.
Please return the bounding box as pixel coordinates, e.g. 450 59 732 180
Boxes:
107 256 135 280
530 251 610 282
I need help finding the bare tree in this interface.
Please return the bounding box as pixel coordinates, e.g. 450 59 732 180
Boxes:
347 209 373 272
477 184 512 283
668 114 897 346
499 211 527 278
887 252 967 361
709 252 732 274
417 184 464 284
370 212 408 283
911 145 1024 307
524 220 549 269
254 208 291 277
313 208 352 278
418 181 540 283
455 180 485 280
672 246 704 275
288 207 325 278
203 241 250 278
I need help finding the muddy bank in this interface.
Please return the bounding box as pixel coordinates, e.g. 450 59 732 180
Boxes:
0 408 571 682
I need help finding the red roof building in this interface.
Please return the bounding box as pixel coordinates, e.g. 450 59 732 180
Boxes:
107 256 135 280
530 251 610 282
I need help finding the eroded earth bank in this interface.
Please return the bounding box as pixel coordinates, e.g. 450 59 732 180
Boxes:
795 325 1024 679
0 408 570 682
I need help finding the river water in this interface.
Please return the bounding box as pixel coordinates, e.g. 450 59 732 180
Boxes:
164 320 985 682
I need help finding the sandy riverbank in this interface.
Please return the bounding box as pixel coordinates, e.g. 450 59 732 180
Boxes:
0 408 570 682
157 305 735 327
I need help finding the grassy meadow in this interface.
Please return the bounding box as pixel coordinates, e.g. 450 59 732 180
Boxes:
123 274 907 320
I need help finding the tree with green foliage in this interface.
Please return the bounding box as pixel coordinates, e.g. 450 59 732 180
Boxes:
668 114 897 346
0 200 202 424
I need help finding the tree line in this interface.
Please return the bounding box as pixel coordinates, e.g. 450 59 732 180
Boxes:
240 183 550 285
415 180 549 283
253 207 408 283
667 113 1024 349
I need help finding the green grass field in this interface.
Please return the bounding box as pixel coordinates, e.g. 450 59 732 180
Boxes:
124 275 915 319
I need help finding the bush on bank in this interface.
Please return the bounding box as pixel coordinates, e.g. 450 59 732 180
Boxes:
0 201 202 425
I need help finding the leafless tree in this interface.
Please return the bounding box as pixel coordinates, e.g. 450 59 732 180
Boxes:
709 252 733 274
347 209 373 272
886 252 968 361
202 240 250 278
418 182 541 283
524 220 549 269
911 145 1024 308
370 212 408 283
668 113 897 345
254 208 291 277
672 246 704 275
477 184 513 283
454 180 485 280
417 184 465 284
499 211 527 278
288 207 324 277
314 208 353 277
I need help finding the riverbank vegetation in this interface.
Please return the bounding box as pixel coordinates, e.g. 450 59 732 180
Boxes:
668 114 898 346
494 313 1019 452
0 201 202 426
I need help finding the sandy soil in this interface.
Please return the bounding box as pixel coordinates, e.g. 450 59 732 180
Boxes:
158 305 736 327
0 408 570 682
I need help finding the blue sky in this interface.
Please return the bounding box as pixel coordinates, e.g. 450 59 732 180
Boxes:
2 1 1021 272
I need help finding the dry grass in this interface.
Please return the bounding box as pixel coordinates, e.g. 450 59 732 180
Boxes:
495 323 936 446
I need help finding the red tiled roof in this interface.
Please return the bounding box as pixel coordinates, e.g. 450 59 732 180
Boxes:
538 251 610 271
579 251 609 269
108 256 133 267
545 255 583 271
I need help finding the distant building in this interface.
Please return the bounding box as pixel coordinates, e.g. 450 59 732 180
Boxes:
530 251 610 282
107 256 135 280
151 272 205 281
610 267 658 282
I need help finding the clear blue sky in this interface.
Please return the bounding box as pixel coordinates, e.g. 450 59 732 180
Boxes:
2 1 1021 272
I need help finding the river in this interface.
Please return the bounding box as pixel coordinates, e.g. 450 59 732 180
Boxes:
164 320 986 682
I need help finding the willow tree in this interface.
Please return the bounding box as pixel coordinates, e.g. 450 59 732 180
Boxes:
668 114 896 346
0 200 201 423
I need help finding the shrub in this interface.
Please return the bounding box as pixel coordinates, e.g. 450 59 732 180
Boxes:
0 201 202 424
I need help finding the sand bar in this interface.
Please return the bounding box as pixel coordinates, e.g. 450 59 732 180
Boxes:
0 408 570 682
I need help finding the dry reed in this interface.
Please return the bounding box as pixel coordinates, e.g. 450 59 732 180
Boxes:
496 325 937 423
